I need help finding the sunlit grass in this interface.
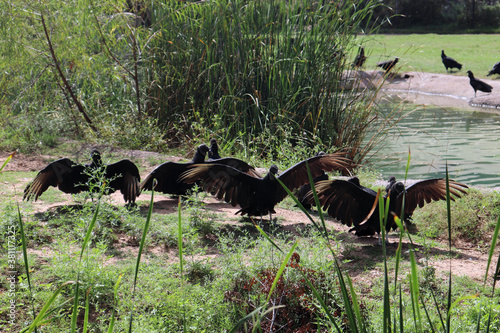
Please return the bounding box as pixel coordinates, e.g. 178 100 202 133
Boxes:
4 183 500 332
358 34 500 77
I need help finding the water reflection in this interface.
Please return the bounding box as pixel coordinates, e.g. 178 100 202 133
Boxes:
372 104 500 187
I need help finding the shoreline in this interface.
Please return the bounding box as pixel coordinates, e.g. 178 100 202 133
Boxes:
350 70 500 111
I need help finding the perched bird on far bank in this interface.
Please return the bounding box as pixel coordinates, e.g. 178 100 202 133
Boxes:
467 70 493 97
23 150 141 204
487 62 500 77
352 46 366 69
377 57 399 73
441 50 462 72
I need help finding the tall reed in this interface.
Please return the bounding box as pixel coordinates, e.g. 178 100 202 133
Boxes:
145 0 389 162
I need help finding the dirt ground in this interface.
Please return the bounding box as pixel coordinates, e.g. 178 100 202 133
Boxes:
5 71 499 286
359 69 500 111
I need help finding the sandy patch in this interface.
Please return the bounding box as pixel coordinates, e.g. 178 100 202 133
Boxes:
348 70 500 111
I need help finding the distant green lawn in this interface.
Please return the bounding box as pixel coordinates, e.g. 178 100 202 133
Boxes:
356 34 500 78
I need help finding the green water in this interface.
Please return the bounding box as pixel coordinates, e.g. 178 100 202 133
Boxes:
373 106 500 187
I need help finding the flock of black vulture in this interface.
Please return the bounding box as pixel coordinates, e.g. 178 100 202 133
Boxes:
23 139 469 240
24 47 485 241
22 47 482 241
354 47 495 97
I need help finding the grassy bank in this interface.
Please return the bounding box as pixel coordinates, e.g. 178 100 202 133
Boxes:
357 34 500 78
1 148 500 332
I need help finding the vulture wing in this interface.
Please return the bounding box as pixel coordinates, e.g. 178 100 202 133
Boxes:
395 178 468 217
305 179 378 227
106 159 141 203
206 157 261 178
274 152 352 203
23 158 87 201
179 163 262 207
140 162 194 195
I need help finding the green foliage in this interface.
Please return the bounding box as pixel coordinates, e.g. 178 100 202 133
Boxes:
414 188 500 243
0 0 391 164
2 176 500 332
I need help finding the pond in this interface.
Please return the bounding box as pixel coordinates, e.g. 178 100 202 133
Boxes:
372 101 500 188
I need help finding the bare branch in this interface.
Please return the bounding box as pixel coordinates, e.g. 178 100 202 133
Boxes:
40 13 97 132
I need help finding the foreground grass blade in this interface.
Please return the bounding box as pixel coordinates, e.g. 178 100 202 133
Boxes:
83 288 91 333
228 306 264 333
301 272 343 332
71 202 100 333
492 252 500 294
228 306 285 333
485 215 500 286
409 250 422 332
429 287 446 330
334 259 359 333
107 274 123 333
69 201 100 333
304 162 329 237
399 285 404 333
346 273 367 333
378 193 391 333
447 294 478 327
255 225 284 253
394 149 411 294
420 294 437 333
445 163 453 333
24 281 76 333
266 241 298 303
128 186 154 332
0 150 16 172
274 170 325 237
17 204 38 332
177 198 187 333
177 198 184 278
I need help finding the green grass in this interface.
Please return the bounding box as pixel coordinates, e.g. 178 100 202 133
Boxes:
357 34 500 78
3 171 500 331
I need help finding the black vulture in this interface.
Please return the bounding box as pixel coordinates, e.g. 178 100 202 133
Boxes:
352 46 366 69
385 176 396 193
179 152 352 222
296 151 329 210
487 62 500 76
377 57 399 72
467 70 493 97
304 177 468 240
140 144 209 196
441 50 462 72
206 138 261 177
208 138 222 161
297 171 329 210
23 150 141 204
141 144 260 196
